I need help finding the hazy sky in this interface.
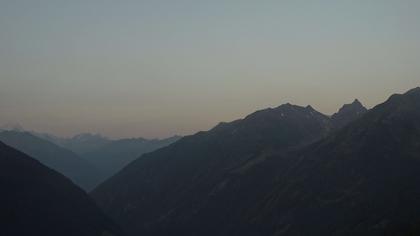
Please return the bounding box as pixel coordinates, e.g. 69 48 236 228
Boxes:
1 0 419 138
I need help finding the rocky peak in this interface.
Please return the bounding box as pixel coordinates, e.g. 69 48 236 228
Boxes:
331 99 368 129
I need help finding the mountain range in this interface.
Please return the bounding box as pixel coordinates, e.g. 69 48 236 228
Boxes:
0 129 181 190
3 87 419 236
0 131 102 190
34 132 112 155
33 132 181 184
92 88 420 236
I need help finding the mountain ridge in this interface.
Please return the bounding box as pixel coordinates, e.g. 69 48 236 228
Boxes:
92 87 420 236
91 99 367 236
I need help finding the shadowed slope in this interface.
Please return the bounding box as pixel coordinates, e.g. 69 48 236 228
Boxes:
0 141 124 236
246 87 420 235
92 104 334 235
94 88 420 236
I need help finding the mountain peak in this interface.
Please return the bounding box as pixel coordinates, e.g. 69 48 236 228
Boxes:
306 105 315 111
352 98 362 105
338 99 366 113
331 99 367 129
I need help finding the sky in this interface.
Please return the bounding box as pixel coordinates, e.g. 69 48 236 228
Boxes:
1 0 419 138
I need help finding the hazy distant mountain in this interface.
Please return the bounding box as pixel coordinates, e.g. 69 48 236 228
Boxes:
36 131 181 181
82 136 181 180
37 133 111 155
14 129 181 187
92 88 420 236
0 141 124 236
0 123 24 132
0 131 102 190
331 98 368 129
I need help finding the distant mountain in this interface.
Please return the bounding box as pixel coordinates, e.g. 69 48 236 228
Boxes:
36 131 181 180
0 123 25 132
37 133 111 155
82 136 181 180
331 98 368 129
92 88 420 236
0 131 102 190
0 141 124 236
37 133 180 174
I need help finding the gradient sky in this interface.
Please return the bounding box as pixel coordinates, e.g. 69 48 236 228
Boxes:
1 0 419 138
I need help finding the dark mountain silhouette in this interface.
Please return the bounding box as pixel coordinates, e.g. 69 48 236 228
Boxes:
0 131 102 190
240 87 420 235
91 103 340 236
82 136 181 181
0 141 124 236
331 98 368 129
92 88 420 236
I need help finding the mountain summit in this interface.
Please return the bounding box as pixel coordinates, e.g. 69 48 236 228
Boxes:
331 98 368 129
